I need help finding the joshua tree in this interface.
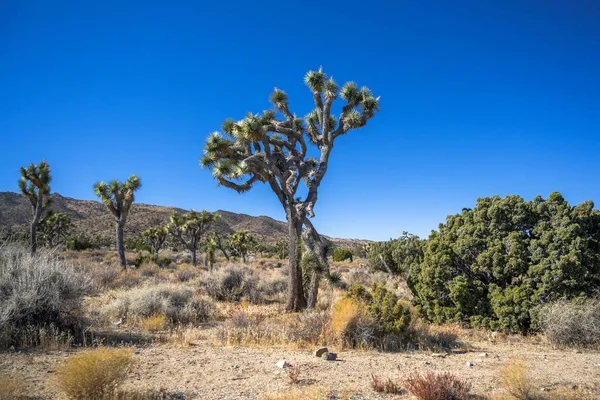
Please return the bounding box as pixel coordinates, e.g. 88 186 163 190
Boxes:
38 211 72 247
167 210 219 266
93 175 142 269
203 235 218 269
228 230 256 263
142 225 168 254
18 160 52 254
201 68 379 311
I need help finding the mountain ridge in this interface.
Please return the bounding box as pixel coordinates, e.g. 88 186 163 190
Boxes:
0 191 367 247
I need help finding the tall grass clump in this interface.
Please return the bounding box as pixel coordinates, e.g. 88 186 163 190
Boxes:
103 284 215 326
537 298 600 348
499 360 536 400
0 244 90 348
54 347 133 400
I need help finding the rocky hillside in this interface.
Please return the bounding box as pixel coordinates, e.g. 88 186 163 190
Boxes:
0 192 366 247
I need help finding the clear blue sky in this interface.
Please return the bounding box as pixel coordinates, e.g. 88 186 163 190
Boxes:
1 1 599 241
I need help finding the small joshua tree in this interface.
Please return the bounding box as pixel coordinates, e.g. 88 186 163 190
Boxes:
201 68 379 310
228 230 256 263
38 211 72 247
142 225 168 254
18 160 52 254
93 175 142 269
167 210 219 266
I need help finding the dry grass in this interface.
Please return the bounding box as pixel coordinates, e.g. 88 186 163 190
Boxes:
260 386 329 400
499 360 536 400
0 373 26 400
404 370 472 400
370 373 404 394
138 314 168 332
54 347 134 400
331 298 361 337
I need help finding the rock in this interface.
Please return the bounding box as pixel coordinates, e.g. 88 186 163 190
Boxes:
431 353 447 358
276 360 289 368
479 353 488 357
322 352 337 361
314 347 329 357
466 361 474 367
450 348 466 354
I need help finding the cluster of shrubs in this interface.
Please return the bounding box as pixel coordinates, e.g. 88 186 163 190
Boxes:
369 193 600 335
201 266 287 304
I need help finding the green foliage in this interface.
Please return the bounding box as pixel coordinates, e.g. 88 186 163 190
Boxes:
66 234 110 251
124 236 151 252
364 232 424 275
345 283 411 336
18 160 52 207
167 210 219 265
92 175 141 222
408 193 600 333
38 211 71 247
141 226 168 254
227 230 256 262
333 248 353 262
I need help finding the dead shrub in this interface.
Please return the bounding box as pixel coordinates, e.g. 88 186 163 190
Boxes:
404 370 472 400
286 310 330 345
538 299 600 348
202 266 261 303
287 365 301 385
499 360 536 400
0 373 26 400
0 244 90 348
54 347 134 400
370 374 403 395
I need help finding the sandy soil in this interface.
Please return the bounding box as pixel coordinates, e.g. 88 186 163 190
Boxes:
2 332 599 399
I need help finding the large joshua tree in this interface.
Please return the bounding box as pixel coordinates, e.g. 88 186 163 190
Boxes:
200 68 379 311
93 175 142 269
18 160 52 254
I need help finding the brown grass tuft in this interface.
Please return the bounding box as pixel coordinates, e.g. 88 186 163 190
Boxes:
54 347 134 400
404 370 472 400
370 373 403 394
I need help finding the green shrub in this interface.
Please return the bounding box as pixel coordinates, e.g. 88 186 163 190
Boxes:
333 248 353 262
345 283 411 337
408 193 600 333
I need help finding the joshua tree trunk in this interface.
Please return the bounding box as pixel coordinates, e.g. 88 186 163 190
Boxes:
116 219 126 269
306 271 320 309
191 248 197 266
29 190 44 254
286 208 306 311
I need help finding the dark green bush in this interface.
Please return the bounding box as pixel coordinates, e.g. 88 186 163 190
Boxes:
408 193 600 333
364 232 424 275
345 283 411 336
333 248 353 262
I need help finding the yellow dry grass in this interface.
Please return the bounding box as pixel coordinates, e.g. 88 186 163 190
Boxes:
138 314 168 332
330 298 362 337
54 347 134 400
0 374 26 400
499 360 536 400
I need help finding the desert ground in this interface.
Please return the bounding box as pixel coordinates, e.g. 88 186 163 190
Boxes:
1 249 599 400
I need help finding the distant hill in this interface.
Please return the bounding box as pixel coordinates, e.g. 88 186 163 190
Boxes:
0 192 367 247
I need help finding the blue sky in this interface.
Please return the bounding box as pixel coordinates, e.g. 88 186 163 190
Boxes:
1 1 599 241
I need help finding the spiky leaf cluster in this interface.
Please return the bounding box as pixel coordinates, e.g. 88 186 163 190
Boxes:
38 211 72 246
142 225 169 254
167 210 220 251
18 160 52 211
93 175 142 222
201 68 380 220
